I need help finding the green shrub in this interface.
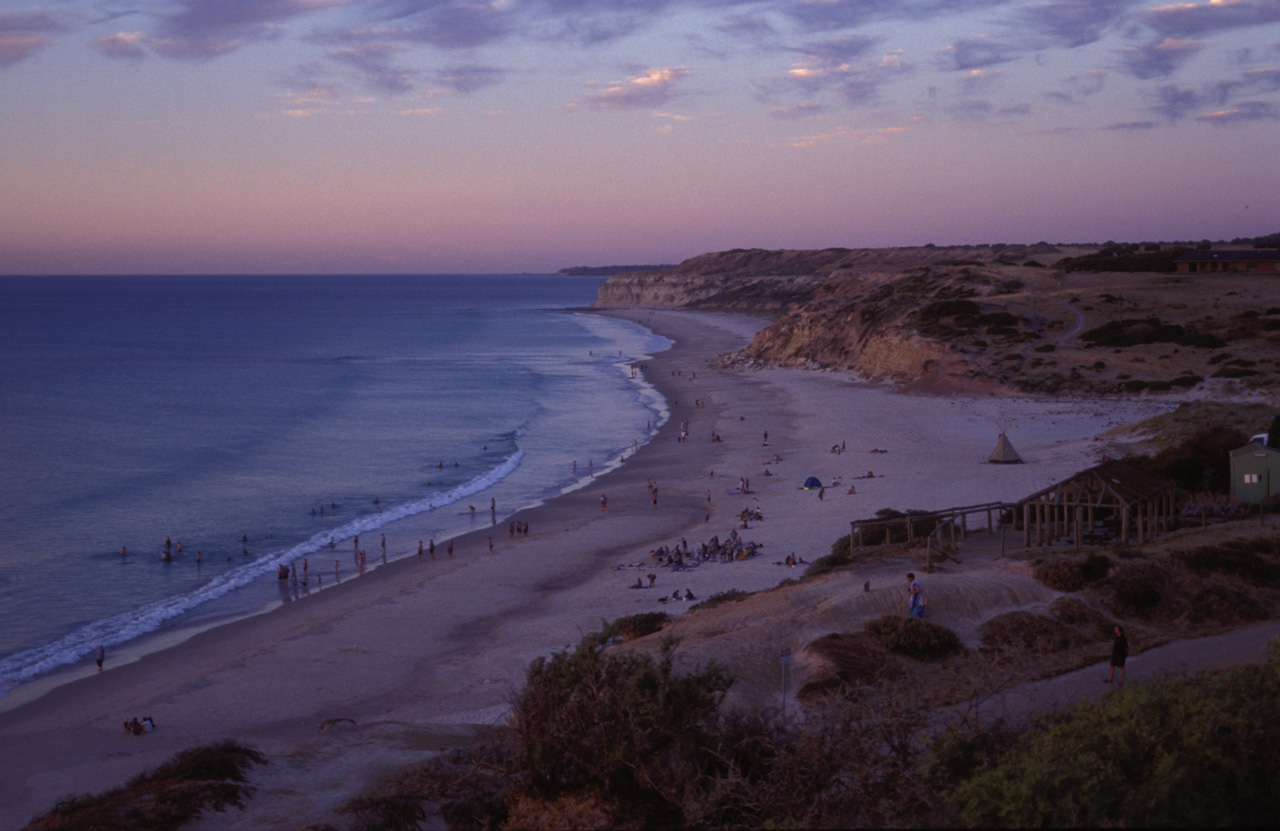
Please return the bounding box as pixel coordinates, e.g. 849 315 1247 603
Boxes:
510 633 731 810
1033 559 1083 592
919 299 981 324
688 590 750 611
977 311 1019 327
978 611 1091 653
603 612 669 641
1212 366 1261 378
1176 331 1226 349
1081 317 1186 347
950 655 1280 827
864 615 962 660
1174 536 1280 586
1108 564 1163 617
1188 586 1268 623
1079 552 1111 583
1123 425 1247 492
31 741 266 831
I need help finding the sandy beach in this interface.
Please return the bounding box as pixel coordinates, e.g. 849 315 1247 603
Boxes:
0 308 1245 828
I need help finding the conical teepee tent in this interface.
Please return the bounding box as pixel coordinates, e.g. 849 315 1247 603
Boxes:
988 432 1023 464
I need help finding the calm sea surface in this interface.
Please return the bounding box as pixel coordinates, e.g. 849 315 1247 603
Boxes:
0 274 670 697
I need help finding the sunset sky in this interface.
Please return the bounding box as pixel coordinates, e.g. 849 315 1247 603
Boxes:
2 0 1278 274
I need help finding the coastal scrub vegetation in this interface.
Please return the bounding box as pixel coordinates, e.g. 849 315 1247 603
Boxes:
1055 245 1189 273
27 741 265 831
355 614 1280 829
948 646 1280 827
864 614 963 660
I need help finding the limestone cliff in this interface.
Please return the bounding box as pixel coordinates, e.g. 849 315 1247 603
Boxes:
591 243 1280 395
593 246 1051 390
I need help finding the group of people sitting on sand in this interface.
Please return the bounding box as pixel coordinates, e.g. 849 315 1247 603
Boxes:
124 716 156 735
775 552 808 568
739 507 763 527
649 528 762 568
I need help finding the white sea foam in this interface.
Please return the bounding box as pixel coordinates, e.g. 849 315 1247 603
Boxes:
0 451 524 697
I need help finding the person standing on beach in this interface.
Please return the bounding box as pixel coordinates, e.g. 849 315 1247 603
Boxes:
447 539 453 558
95 645 105 673
601 494 608 510
907 573 924 618
1106 625 1128 683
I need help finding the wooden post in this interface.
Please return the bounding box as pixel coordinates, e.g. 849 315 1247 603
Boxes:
1074 505 1082 551
1023 503 1031 548
1121 507 1130 544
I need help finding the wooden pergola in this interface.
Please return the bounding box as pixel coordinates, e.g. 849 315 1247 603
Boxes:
1018 460 1177 548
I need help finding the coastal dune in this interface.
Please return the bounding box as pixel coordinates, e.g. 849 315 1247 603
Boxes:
0 309 1171 828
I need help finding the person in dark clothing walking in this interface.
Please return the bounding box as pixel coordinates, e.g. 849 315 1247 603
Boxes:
1106 625 1128 683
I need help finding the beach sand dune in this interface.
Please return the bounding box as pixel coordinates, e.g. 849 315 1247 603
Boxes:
0 309 1187 828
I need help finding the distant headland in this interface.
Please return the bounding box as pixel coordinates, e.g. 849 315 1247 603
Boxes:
557 264 675 276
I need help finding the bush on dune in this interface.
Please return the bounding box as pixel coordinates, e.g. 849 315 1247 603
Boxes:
951 649 1280 828
28 741 266 831
864 615 962 660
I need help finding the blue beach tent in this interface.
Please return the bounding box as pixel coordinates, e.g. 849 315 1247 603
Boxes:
802 476 823 489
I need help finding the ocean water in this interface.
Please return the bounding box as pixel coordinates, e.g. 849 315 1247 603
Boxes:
0 274 670 698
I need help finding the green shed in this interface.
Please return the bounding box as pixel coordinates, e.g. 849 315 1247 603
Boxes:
1229 443 1280 503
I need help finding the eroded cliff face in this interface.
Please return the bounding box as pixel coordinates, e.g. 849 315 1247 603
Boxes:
593 247 1036 389
591 244 1280 395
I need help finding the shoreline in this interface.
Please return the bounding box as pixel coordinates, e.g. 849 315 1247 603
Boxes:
0 308 1176 827
0 307 669 713
0 309 773 826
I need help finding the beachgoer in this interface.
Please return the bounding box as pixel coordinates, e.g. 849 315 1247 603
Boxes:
601 494 608 511
818 487 825 501
429 539 435 560
95 645 105 672
1106 625 1128 683
907 573 924 618
418 540 424 560
447 539 453 558
648 573 657 587
489 537 494 552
